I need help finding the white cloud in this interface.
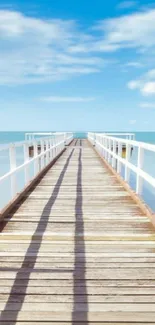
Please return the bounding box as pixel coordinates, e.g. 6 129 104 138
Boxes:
141 82 155 95
146 69 155 79
1 8 155 85
97 9 155 49
128 80 142 90
128 70 155 96
140 102 155 108
68 42 120 53
68 9 155 55
0 10 103 85
0 10 72 38
117 1 138 9
40 96 95 102
129 119 136 124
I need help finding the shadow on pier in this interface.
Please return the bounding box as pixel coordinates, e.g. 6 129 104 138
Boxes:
0 139 88 324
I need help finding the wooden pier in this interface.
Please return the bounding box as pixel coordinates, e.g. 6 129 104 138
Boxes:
0 138 155 323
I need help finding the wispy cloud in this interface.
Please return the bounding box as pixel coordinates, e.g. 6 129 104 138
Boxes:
117 1 138 10
40 96 95 102
69 9 155 55
1 8 155 85
96 9 155 50
140 102 155 108
0 10 103 85
125 61 143 68
129 119 136 124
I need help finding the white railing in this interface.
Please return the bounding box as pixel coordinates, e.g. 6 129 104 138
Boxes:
25 132 54 141
0 132 73 210
88 132 155 196
88 132 135 145
103 133 135 140
25 132 73 145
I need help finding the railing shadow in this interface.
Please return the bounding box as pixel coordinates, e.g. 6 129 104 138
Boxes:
0 145 75 322
72 147 88 324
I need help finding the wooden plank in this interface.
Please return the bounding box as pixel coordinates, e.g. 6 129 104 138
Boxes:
0 139 155 324
1 302 155 312
1 261 155 268
1 286 155 294
0 279 155 287
1 233 155 241
1 311 155 322
1 294 155 303
0 323 154 325
1 256 155 262
1 268 155 279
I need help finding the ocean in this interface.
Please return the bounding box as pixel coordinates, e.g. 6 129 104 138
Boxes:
1 131 155 143
0 131 155 212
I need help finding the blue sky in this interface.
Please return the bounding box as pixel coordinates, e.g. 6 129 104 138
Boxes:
1 0 155 131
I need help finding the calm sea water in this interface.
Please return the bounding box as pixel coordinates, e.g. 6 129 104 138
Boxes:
0 131 155 212
1 131 155 143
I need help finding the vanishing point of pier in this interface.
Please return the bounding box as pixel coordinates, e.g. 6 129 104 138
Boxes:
0 132 155 323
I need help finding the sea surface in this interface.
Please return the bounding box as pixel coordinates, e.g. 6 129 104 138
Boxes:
0 131 155 212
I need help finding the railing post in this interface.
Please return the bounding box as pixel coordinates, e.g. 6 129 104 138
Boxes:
94 133 96 146
57 136 60 154
112 140 116 169
53 136 56 158
50 138 53 161
99 135 101 154
105 138 108 161
9 144 17 199
108 139 111 164
102 136 104 157
41 139 45 169
98 135 100 151
117 142 122 174
125 143 131 183
136 146 144 195
104 138 107 159
45 139 49 165
63 134 65 150
33 140 39 175
94 134 96 148
24 143 29 184
102 137 104 157
64 133 66 146
100 135 103 155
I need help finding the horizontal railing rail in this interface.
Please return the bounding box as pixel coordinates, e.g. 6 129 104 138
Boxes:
25 132 73 143
0 132 73 210
102 133 135 140
88 132 135 145
25 132 55 141
88 132 155 196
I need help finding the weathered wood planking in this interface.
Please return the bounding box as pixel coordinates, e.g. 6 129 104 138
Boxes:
0 138 155 324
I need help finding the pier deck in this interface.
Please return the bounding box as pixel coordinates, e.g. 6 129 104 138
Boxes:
0 139 155 323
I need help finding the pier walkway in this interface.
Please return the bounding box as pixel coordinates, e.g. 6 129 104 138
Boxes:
0 139 155 323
